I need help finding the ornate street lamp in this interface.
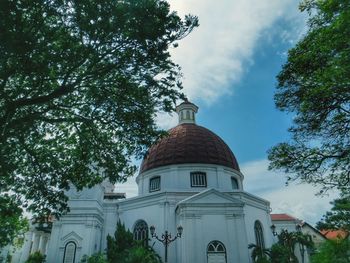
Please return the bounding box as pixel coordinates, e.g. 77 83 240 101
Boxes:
150 225 183 263
270 224 278 236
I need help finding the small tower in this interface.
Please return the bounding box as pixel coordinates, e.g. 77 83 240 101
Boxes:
175 98 199 124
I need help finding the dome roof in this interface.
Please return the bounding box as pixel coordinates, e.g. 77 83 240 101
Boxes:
140 123 240 173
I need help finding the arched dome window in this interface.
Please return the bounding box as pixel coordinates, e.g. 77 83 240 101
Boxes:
63 241 76 263
207 240 226 263
231 177 239 189
133 220 148 246
254 220 265 248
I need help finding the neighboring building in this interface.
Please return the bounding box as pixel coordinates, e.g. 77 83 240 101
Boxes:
4 100 303 263
271 214 327 263
300 222 327 249
271 213 300 233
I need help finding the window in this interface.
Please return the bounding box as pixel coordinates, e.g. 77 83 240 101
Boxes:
63 241 76 263
231 177 239 189
207 240 226 263
149 176 160 192
254 220 265 248
133 220 148 246
190 172 207 187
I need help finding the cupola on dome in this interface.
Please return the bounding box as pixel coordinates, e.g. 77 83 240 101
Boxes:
140 100 240 173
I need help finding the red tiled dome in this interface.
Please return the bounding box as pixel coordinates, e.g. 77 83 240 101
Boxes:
140 124 240 173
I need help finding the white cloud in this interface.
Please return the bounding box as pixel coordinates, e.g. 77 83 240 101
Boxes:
156 112 178 130
169 0 305 104
241 159 338 226
115 174 138 198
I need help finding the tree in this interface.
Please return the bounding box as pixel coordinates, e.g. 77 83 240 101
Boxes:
0 0 198 223
276 229 314 263
248 243 271 263
270 243 293 263
25 251 46 263
81 253 107 263
249 230 314 263
106 221 161 263
269 229 314 263
316 193 350 232
311 238 350 263
106 221 135 262
0 194 28 248
268 0 350 193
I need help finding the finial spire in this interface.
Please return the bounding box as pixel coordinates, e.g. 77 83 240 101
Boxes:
175 99 198 124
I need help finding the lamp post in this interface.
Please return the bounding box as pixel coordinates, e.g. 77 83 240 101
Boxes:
270 224 278 236
150 225 183 263
296 224 305 263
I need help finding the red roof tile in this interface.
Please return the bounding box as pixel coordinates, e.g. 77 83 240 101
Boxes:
320 230 349 240
140 124 239 173
271 213 298 221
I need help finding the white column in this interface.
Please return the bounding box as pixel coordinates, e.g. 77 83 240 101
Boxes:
45 235 50 255
19 231 34 262
31 232 40 253
37 234 44 254
39 234 47 254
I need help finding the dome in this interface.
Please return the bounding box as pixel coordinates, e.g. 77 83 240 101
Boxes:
140 123 240 173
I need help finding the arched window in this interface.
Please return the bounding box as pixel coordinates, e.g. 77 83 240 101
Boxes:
133 220 148 246
207 240 226 263
231 177 239 189
149 176 161 192
254 220 265 248
63 241 76 263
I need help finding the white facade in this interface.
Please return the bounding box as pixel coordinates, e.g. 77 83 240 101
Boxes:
4 102 276 263
41 164 273 263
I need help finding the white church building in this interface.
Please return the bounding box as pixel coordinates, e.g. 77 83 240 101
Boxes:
4 100 277 263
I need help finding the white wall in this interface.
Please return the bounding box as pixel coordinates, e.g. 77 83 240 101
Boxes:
137 164 244 196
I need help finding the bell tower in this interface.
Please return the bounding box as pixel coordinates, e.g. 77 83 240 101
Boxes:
175 98 199 124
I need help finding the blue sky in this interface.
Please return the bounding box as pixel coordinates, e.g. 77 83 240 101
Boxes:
117 0 338 226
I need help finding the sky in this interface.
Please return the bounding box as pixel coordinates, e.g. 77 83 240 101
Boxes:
117 0 338 226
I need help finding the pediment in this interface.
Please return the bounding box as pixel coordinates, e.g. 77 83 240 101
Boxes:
177 189 244 207
61 231 83 244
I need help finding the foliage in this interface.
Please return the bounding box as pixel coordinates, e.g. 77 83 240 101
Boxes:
0 0 198 246
316 193 350 231
125 246 162 263
268 0 350 193
248 243 270 263
311 238 350 263
277 230 302 262
106 221 161 263
25 251 45 263
276 229 314 263
0 194 28 248
250 229 314 263
270 243 293 263
6 253 12 263
81 253 108 263
106 221 135 262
